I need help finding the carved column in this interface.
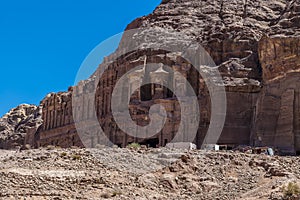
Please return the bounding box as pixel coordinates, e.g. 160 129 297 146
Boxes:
150 63 169 99
127 66 145 101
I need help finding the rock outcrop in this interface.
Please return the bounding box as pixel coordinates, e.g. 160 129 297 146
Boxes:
253 37 300 154
2 0 300 153
37 0 300 153
0 104 42 149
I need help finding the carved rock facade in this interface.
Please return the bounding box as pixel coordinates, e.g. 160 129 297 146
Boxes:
253 37 300 154
37 0 300 153
2 0 299 153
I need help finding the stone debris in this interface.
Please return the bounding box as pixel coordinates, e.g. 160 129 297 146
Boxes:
0 147 299 199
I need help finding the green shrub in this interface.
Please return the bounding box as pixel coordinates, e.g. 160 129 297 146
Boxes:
60 152 67 157
283 182 300 198
71 154 81 160
127 143 141 149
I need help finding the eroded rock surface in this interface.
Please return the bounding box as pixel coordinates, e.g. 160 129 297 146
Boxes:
253 37 300 154
36 0 300 153
0 104 42 149
2 0 300 152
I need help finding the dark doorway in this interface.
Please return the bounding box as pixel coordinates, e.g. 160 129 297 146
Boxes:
116 143 122 148
141 138 159 148
140 84 152 101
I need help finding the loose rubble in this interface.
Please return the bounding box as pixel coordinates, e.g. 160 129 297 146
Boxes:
0 147 299 199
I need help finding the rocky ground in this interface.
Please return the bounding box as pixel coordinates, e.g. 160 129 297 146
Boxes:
0 147 299 200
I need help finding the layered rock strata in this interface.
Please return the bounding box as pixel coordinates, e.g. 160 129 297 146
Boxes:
36 0 300 153
2 0 300 153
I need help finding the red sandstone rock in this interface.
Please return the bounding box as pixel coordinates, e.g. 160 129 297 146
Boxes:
1 0 300 153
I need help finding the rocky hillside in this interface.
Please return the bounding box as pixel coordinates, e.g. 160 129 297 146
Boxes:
0 147 299 199
0 104 42 149
132 0 300 39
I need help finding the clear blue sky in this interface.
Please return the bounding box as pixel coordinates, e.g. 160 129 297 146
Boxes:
0 0 161 116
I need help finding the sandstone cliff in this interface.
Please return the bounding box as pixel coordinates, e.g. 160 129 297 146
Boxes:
2 0 300 153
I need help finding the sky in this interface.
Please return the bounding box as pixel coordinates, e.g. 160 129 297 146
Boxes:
0 0 161 116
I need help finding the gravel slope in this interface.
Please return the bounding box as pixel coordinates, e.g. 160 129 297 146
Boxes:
0 147 299 199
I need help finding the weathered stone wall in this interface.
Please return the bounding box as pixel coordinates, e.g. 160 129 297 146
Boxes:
253 37 300 153
38 91 81 148
36 36 300 154
34 0 300 153
37 49 260 149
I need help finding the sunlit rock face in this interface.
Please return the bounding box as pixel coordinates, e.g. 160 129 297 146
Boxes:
0 104 42 149
253 37 300 154
3 0 300 153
